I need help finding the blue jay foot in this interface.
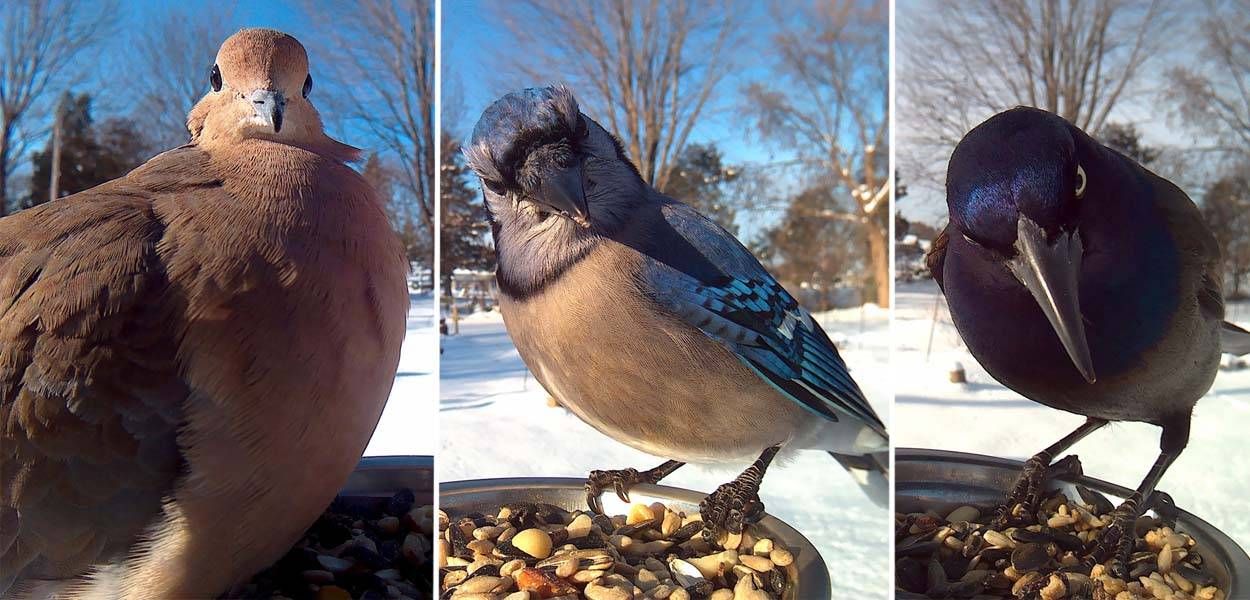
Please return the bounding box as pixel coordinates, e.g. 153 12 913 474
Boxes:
584 460 685 515
992 453 1084 529
698 480 766 544
698 445 782 544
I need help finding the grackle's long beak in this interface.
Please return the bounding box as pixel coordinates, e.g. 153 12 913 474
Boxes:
1007 216 1097 384
532 165 590 227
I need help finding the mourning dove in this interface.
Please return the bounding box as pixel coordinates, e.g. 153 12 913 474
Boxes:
0 29 408 598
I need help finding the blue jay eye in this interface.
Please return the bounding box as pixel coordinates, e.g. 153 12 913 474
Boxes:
1075 164 1087 198
210 65 222 92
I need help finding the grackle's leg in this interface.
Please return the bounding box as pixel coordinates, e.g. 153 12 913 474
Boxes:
992 418 1107 529
1084 419 1189 579
585 460 685 515
699 445 782 543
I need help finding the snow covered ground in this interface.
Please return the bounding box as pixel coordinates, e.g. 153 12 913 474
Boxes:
364 293 439 457
439 306 892 599
895 280 1250 553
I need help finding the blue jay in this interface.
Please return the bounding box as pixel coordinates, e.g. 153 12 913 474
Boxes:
930 106 1250 576
464 86 888 538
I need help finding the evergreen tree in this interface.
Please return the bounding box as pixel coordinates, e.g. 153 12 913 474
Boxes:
439 131 494 284
1202 171 1250 298
662 142 740 234
24 93 153 209
759 184 861 309
1099 122 1160 166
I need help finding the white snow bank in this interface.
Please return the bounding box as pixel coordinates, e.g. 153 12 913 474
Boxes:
364 293 439 457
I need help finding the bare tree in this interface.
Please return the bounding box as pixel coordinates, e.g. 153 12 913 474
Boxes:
127 3 236 149
743 0 890 307
496 0 742 191
898 0 1172 187
302 0 435 260
1166 0 1250 157
0 0 117 216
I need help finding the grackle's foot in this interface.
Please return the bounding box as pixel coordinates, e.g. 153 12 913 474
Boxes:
1086 496 1141 580
992 454 1083 529
584 460 684 515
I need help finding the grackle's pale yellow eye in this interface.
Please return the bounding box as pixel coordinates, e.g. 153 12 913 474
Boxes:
1075 164 1087 198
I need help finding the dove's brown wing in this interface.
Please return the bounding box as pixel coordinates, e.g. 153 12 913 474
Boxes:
0 150 211 587
926 224 950 291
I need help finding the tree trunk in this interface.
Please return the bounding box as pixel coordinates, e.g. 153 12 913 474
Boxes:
0 115 9 217
864 221 890 308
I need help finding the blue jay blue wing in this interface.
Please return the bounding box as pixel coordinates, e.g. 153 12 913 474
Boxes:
637 200 885 434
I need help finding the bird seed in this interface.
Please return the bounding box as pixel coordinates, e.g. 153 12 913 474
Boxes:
895 488 1228 600
438 501 796 599
229 489 434 600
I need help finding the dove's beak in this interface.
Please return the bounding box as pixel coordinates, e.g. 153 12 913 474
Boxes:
249 89 286 133
532 164 590 227
1007 216 1097 384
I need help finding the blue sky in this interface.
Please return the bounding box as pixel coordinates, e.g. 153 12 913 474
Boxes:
107 1 347 129
441 0 865 240
441 0 791 169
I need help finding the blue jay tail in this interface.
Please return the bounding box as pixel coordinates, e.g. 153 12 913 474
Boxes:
828 451 888 508
1222 321 1250 356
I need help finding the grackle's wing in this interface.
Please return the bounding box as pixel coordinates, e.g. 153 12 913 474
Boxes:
1140 160 1223 320
927 224 950 291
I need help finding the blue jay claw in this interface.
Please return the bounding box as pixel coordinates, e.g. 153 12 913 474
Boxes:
698 445 781 543
584 461 685 515
699 483 766 543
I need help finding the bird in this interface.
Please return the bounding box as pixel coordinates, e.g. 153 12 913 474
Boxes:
463 86 888 539
928 106 1250 576
0 29 408 598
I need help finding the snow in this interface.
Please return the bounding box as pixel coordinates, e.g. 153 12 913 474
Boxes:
895 280 1250 553
364 293 439 457
439 305 892 599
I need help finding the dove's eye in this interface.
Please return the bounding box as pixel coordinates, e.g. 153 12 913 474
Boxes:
1075 164 1087 198
303 75 313 99
209 65 222 92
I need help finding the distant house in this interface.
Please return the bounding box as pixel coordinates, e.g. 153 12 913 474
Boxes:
895 234 932 282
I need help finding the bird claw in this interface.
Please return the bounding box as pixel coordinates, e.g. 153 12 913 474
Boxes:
1091 502 1138 579
584 468 644 515
699 478 766 544
992 453 1083 529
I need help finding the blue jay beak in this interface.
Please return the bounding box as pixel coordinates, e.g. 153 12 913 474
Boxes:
249 89 286 133
1006 216 1097 384
533 165 590 227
